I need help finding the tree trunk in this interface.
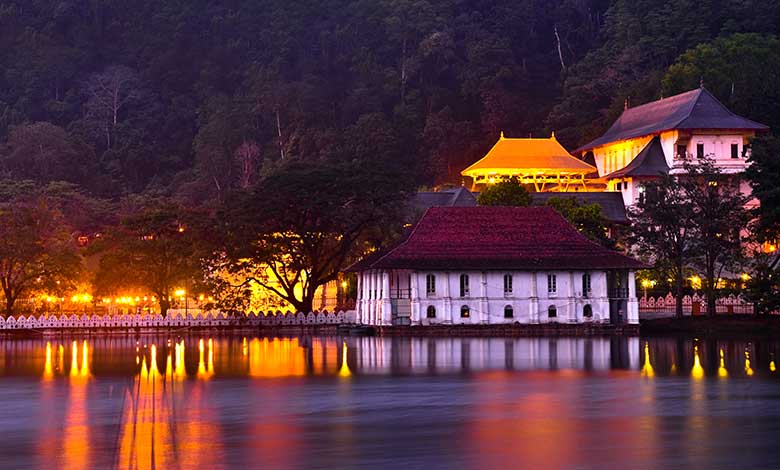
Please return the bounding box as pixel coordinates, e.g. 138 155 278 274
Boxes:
4 296 14 318
675 262 684 319
159 298 171 317
706 267 717 317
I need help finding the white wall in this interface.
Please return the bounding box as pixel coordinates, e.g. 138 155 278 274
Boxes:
357 269 630 326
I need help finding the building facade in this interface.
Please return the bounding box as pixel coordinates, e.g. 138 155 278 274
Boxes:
351 207 644 326
575 87 769 206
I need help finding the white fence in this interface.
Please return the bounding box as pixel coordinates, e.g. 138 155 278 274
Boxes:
0 310 358 330
639 293 755 317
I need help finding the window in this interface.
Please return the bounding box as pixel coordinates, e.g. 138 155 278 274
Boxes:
676 144 687 159
731 143 739 159
616 182 622 191
426 305 436 318
504 305 514 318
583 304 593 318
503 274 513 296
459 274 470 297
696 143 704 159
548 305 557 318
426 274 436 297
547 274 557 295
460 305 470 318
582 273 591 297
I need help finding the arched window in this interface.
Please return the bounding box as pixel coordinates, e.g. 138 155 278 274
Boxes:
503 274 513 296
426 274 436 297
460 305 470 318
426 305 436 318
548 305 557 318
504 305 514 318
583 304 593 318
459 274 470 297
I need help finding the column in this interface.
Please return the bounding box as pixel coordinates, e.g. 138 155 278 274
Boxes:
356 273 363 324
479 271 489 324
381 271 392 326
442 272 452 323
529 272 539 323
627 270 639 324
568 271 576 323
410 272 420 325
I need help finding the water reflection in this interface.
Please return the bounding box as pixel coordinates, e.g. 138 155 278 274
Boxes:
0 335 779 468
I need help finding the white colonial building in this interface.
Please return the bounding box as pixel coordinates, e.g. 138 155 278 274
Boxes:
575 87 769 207
350 207 644 326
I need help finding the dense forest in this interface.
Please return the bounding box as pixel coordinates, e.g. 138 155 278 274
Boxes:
2 0 780 206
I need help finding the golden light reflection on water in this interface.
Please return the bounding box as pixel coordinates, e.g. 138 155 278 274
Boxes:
718 349 728 378
641 342 654 378
64 340 91 469
338 341 351 378
249 338 306 378
43 342 53 380
691 346 705 380
745 351 754 376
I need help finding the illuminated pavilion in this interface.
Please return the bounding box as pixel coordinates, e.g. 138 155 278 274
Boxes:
461 132 600 192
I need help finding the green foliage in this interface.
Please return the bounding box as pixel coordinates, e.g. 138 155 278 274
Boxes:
544 197 613 247
477 178 531 207
0 195 81 316
217 156 411 312
629 159 749 317
745 135 780 241
92 196 201 315
662 33 780 130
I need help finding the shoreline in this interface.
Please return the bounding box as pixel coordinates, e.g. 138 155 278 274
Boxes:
2 316 778 338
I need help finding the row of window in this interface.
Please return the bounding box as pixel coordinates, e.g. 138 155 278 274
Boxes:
676 143 743 159
425 304 594 319
424 273 592 297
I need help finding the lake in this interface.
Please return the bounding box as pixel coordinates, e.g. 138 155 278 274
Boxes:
1 334 779 469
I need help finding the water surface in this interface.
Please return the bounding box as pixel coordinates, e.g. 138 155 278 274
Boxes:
1 335 779 469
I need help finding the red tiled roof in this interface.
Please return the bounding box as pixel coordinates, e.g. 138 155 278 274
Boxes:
367 207 644 271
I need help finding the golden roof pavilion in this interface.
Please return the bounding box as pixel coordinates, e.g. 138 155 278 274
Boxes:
462 132 598 191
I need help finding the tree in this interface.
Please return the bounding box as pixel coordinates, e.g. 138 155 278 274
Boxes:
93 197 200 315
545 196 614 247
744 135 780 314
217 157 411 313
683 159 749 316
0 197 81 316
477 178 532 206
82 65 145 150
628 174 698 318
662 33 780 131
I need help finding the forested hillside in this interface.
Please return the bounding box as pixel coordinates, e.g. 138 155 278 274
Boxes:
1 0 780 203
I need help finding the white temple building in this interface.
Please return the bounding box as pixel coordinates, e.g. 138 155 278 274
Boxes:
349 206 644 327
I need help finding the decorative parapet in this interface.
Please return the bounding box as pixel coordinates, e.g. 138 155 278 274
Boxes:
0 310 357 330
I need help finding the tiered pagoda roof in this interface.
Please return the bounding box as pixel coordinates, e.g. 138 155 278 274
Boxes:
462 133 596 178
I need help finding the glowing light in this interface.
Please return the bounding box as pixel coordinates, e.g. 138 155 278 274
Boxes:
691 346 704 379
199 294 205 301
741 273 751 282
640 342 654 377
43 342 53 380
718 349 728 378
175 289 186 298
771 360 777 372
70 341 79 377
745 351 754 376
341 281 348 289
338 341 351 378
80 340 90 377
690 276 702 290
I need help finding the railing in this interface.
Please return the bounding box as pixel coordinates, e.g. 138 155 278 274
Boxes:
0 310 358 330
639 293 761 316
